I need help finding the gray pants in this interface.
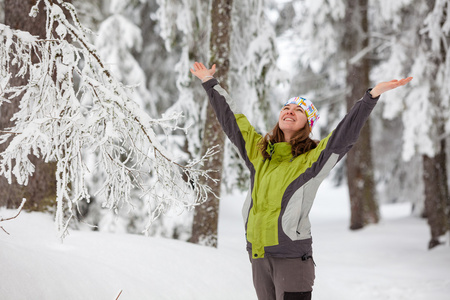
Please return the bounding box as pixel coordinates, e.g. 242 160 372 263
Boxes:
250 255 315 300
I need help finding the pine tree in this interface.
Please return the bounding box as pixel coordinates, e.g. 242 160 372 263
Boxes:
222 0 283 192
343 0 379 229
151 0 210 239
190 0 233 247
372 0 450 248
0 0 61 212
419 0 450 249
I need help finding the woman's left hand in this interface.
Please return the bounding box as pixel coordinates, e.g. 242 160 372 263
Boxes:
370 77 413 98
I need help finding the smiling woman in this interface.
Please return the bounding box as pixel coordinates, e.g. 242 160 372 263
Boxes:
190 61 412 300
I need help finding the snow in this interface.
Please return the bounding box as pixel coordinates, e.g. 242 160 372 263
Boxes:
1 179 450 300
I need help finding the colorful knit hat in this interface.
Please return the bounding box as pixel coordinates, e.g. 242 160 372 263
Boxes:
283 96 320 131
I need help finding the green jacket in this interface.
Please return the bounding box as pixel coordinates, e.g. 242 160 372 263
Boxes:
202 79 379 259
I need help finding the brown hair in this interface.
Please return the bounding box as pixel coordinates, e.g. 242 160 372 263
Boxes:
258 122 318 160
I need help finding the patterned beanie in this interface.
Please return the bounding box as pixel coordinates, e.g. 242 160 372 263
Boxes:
283 96 320 131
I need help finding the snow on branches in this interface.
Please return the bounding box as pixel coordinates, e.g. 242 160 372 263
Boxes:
0 0 218 239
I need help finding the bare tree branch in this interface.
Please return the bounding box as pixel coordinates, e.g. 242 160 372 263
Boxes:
0 198 27 235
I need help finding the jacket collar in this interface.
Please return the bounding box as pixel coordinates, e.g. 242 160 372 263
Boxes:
266 141 292 161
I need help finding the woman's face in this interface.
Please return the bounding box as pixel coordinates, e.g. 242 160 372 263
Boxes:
278 104 308 137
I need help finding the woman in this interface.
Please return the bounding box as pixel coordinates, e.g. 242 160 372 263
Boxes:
190 62 412 300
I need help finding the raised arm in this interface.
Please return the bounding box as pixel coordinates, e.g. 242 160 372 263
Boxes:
370 77 413 97
330 76 414 151
300 76 413 182
191 62 262 164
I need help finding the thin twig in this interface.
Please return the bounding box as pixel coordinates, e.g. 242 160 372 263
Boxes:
115 290 123 300
0 198 26 235
0 198 26 222
0 130 21 135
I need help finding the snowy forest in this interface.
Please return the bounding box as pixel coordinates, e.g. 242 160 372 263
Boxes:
1 1 450 299
1 0 450 250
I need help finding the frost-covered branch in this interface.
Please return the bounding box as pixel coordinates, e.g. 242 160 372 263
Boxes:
0 0 218 239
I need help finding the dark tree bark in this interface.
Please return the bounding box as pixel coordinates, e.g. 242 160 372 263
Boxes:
420 0 450 249
0 0 60 211
342 0 379 230
423 148 449 249
190 0 233 247
422 88 449 249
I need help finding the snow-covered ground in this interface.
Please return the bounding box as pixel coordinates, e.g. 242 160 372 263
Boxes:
1 179 449 300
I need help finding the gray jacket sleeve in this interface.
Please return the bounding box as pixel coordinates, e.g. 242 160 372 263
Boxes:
202 79 241 142
326 89 379 157
296 89 380 182
202 78 261 167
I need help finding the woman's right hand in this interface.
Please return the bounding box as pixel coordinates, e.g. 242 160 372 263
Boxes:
370 77 413 98
190 62 216 82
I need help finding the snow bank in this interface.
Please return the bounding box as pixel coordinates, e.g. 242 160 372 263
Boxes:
1 179 449 300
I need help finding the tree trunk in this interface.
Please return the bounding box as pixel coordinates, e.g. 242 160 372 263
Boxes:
422 84 450 249
423 150 449 249
421 0 450 250
190 0 233 247
343 0 379 230
0 0 58 211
